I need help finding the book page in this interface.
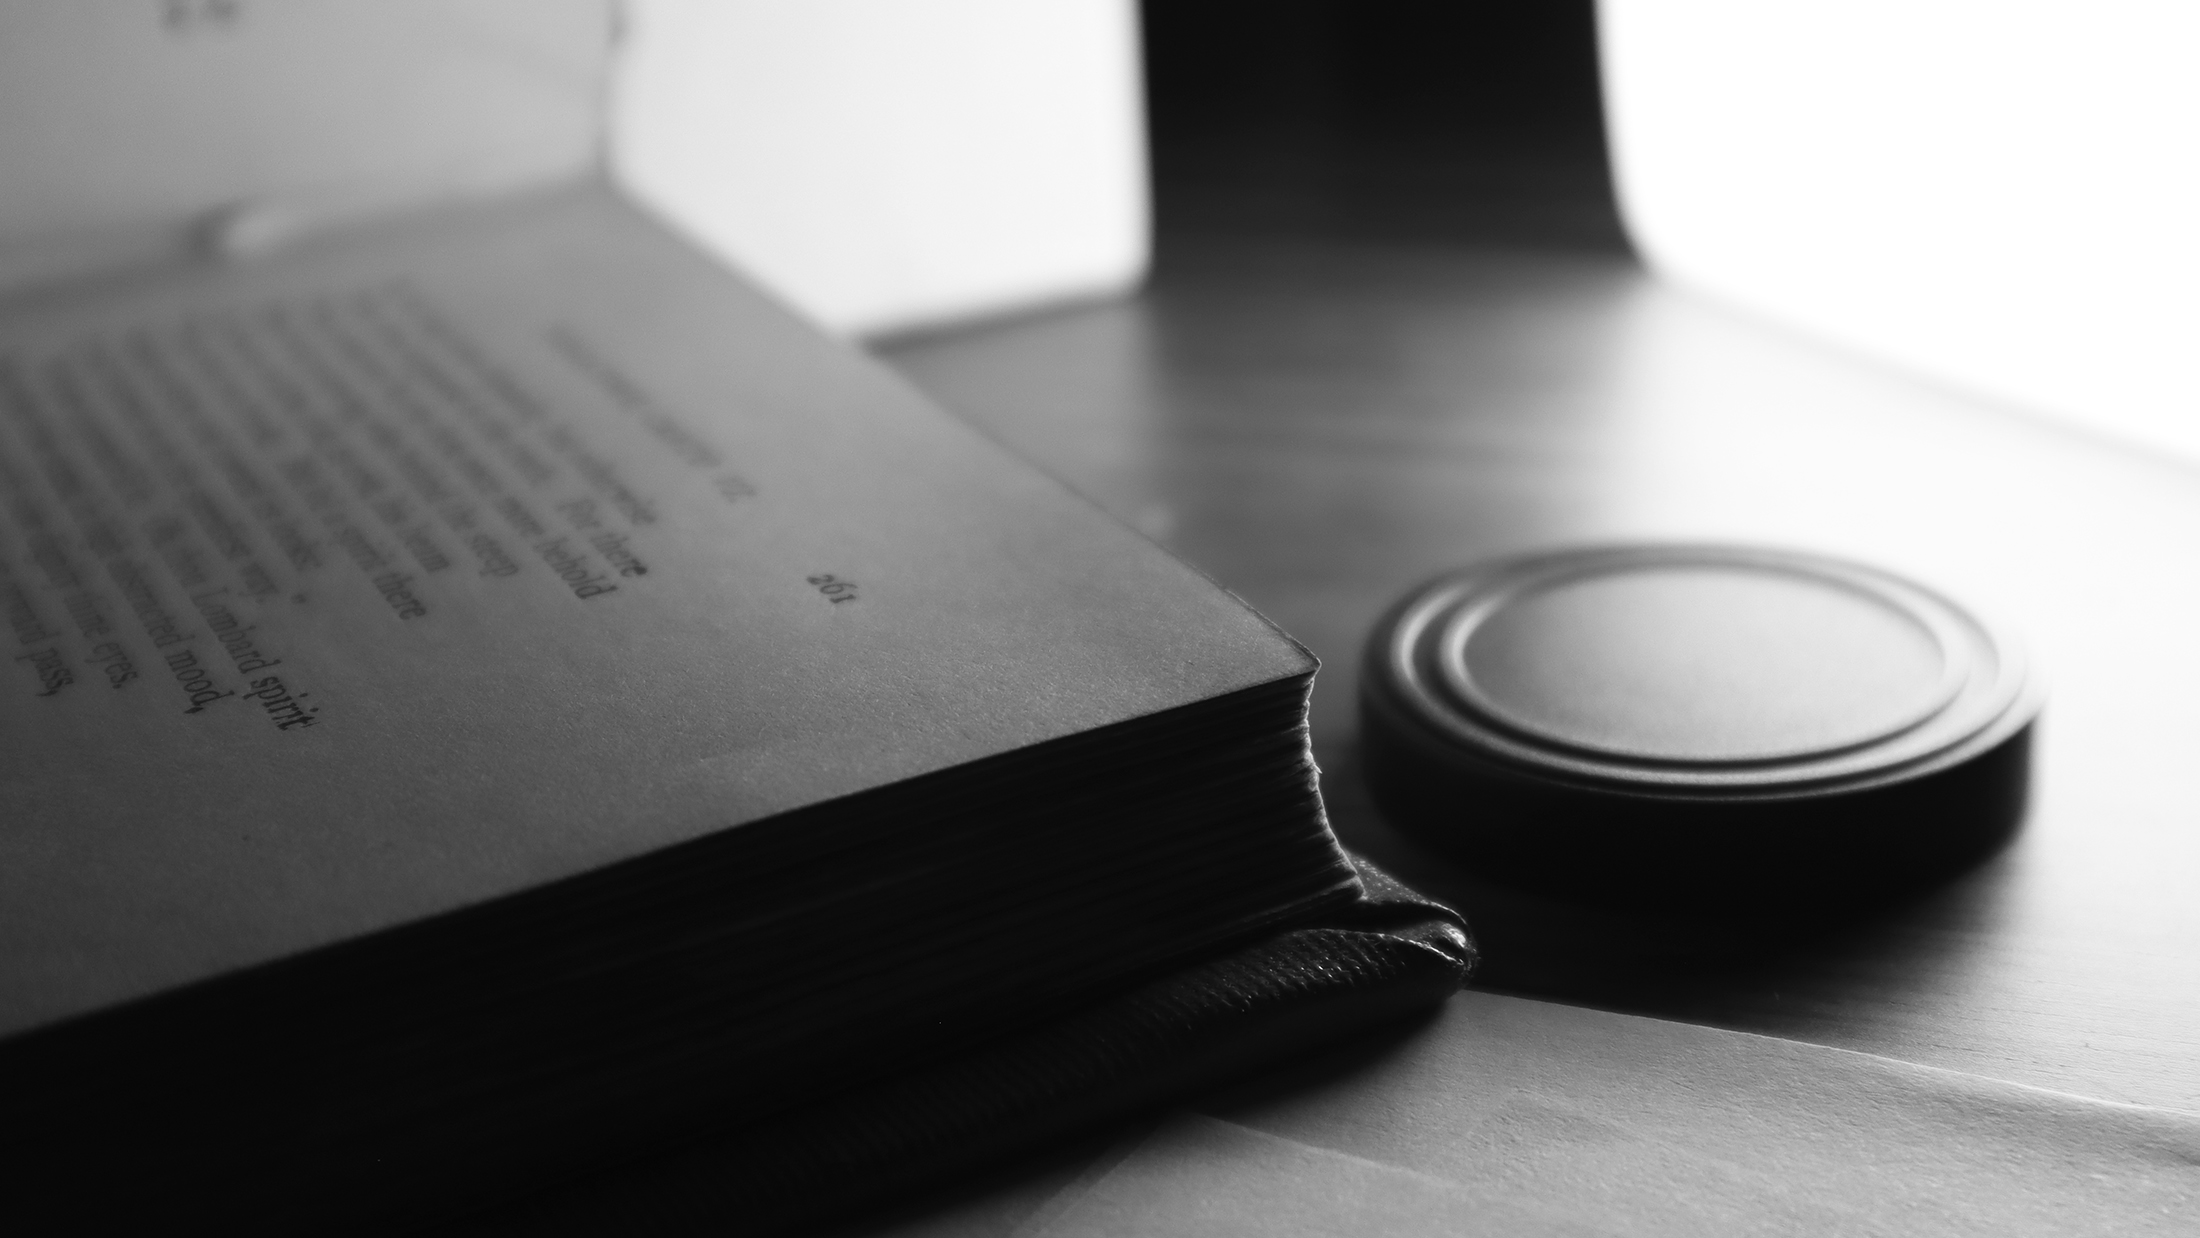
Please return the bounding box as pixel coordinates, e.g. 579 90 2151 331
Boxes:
0 182 1311 1037
0 0 608 293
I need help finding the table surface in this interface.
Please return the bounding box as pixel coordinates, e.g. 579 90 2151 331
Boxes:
878 224 2200 1117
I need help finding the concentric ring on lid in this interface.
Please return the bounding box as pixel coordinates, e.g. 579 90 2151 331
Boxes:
1359 544 2041 913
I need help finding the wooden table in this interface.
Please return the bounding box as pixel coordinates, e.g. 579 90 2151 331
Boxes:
879 226 2200 1116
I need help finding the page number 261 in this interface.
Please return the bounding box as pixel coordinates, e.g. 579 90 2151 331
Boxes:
807 574 858 604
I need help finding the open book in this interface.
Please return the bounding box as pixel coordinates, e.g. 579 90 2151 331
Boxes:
0 2 1468 1229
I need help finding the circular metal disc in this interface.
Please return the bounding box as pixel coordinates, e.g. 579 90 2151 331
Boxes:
1360 545 2040 914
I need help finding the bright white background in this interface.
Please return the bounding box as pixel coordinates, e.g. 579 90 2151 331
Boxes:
1601 1 2200 462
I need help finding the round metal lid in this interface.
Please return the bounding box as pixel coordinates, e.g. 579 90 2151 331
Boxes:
1360 545 2041 912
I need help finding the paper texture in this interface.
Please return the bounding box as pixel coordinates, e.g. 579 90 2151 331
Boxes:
0 0 609 293
1019 992 2199 1237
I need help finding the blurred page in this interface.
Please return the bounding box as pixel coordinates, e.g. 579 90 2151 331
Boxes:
612 0 1148 335
0 0 608 293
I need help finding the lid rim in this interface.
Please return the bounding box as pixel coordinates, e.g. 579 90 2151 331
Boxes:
1362 543 2039 798
1363 670 2040 804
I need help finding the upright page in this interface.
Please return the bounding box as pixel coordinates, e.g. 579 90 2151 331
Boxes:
0 0 609 294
